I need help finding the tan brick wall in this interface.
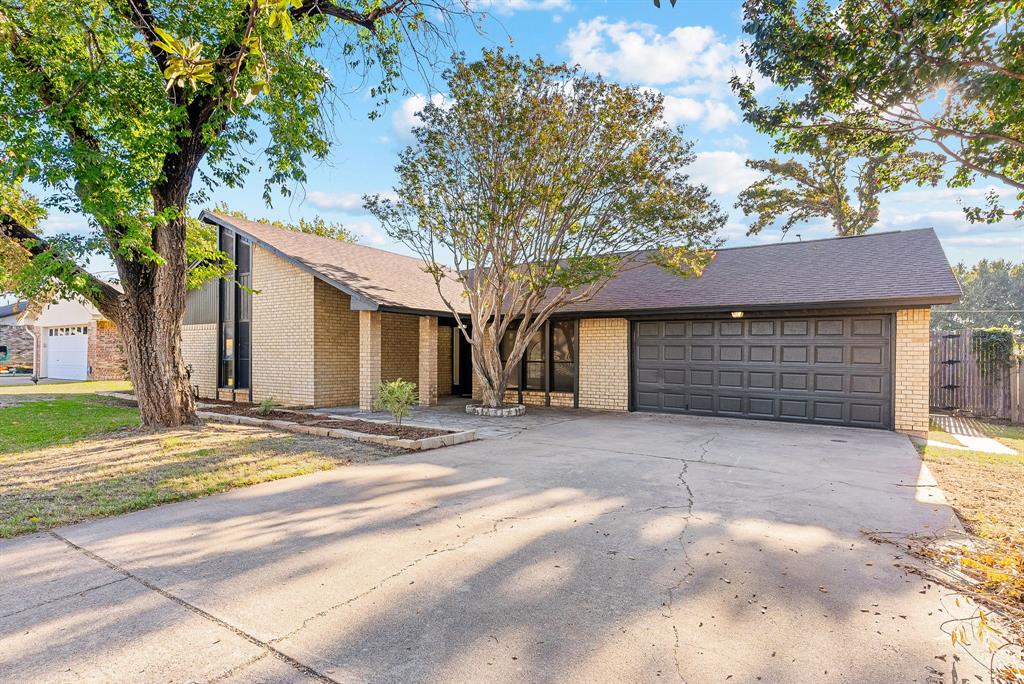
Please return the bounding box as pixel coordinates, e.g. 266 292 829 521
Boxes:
418 316 438 405
578 317 629 411
503 389 574 407
359 310 382 410
87 320 128 380
895 307 931 438
313 279 359 406
438 326 453 396
381 312 419 384
182 323 217 398
251 245 315 406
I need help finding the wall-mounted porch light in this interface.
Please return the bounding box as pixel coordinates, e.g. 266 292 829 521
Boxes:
730 311 744 318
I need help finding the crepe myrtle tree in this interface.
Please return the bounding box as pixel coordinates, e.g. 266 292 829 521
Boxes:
367 50 725 409
732 0 1024 223
0 0 471 427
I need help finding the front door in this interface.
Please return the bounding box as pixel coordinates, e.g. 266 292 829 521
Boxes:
452 327 474 397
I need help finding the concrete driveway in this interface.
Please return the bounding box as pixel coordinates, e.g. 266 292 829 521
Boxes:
0 412 982 683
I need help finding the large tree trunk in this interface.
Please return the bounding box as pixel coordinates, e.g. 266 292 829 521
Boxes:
470 326 512 408
113 208 198 428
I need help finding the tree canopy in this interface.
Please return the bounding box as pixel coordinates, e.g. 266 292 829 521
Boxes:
737 140 944 237
368 49 725 408
0 0 470 426
732 0 1024 222
933 260 1024 331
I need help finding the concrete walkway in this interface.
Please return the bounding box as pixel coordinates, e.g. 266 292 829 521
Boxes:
929 413 1018 454
0 412 1003 683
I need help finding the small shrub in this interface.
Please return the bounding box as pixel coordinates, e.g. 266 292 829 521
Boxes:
255 397 276 415
374 379 417 425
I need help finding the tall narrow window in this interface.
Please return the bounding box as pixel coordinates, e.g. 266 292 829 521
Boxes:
500 324 521 389
524 330 545 390
218 228 235 388
234 238 251 390
550 320 577 392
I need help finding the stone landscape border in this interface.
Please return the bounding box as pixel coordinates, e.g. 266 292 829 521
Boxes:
98 392 477 451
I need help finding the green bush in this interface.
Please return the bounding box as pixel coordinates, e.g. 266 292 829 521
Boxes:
255 397 276 415
374 379 417 425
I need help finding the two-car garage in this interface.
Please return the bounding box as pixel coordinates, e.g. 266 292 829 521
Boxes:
631 314 894 429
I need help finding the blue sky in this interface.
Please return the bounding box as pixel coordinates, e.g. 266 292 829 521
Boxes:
40 0 1024 280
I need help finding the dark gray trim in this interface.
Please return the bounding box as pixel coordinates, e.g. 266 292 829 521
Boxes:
550 296 954 320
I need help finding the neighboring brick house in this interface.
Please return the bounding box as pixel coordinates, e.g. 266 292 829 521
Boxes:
14 295 128 381
186 211 961 439
0 301 34 372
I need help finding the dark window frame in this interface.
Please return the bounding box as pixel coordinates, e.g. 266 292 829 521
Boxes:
499 319 579 404
217 229 252 394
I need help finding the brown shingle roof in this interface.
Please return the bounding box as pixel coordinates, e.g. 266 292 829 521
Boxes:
202 211 466 314
203 211 959 316
560 228 961 314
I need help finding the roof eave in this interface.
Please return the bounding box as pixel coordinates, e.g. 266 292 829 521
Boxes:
554 294 961 318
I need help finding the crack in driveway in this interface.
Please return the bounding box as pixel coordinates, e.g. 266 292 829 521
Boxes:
47 531 338 684
269 514 510 645
664 460 697 684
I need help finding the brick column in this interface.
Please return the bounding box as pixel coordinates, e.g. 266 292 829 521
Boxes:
894 308 931 438
578 318 630 411
359 310 382 411
418 316 438 406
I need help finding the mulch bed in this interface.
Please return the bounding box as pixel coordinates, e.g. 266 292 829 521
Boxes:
200 405 451 440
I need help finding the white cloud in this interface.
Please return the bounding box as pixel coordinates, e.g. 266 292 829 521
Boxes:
476 0 571 13
392 93 448 141
657 94 738 132
564 18 743 92
684 150 761 196
941 234 1024 247
346 219 390 247
306 191 363 211
565 19 747 132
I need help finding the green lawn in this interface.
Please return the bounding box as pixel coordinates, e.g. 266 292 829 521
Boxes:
0 389 393 537
0 395 141 454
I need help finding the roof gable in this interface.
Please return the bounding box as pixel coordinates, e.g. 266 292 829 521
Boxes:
201 211 466 315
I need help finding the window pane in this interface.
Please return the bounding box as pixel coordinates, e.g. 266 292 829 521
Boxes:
501 325 521 388
551 321 575 362
526 331 544 362
526 361 544 390
552 362 574 392
550 321 576 392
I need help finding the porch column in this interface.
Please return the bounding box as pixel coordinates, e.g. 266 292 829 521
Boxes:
418 315 438 406
359 310 382 411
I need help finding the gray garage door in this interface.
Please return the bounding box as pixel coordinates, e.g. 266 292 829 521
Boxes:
632 315 893 429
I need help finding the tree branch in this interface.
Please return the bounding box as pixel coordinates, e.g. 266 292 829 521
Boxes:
1 214 123 321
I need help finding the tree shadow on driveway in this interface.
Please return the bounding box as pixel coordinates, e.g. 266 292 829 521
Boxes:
0 412 1001 683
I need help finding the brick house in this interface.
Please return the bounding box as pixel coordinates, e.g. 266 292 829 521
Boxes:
185 211 961 438
14 295 128 381
0 300 34 372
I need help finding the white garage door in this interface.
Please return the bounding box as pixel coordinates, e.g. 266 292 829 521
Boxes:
46 326 89 380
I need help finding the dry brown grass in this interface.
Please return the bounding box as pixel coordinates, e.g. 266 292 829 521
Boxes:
1 422 396 538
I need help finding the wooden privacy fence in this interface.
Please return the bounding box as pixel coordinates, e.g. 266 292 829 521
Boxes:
930 329 1024 423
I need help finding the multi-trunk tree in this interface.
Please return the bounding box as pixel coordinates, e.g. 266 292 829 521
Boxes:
0 0 467 427
367 50 725 409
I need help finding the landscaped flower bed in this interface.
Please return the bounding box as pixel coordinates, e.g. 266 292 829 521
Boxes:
98 391 478 450
201 405 448 440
